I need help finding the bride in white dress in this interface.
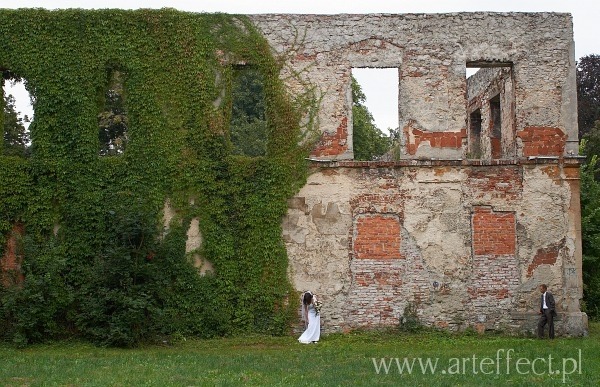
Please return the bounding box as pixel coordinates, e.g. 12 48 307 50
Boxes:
298 291 320 344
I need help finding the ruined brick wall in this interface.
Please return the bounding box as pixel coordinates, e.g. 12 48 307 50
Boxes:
0 11 585 338
259 12 585 336
283 160 585 335
251 13 579 160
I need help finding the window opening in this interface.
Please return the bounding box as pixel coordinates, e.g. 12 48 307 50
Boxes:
489 94 501 158
229 66 267 157
489 95 501 138
469 109 482 159
351 68 398 160
466 62 514 160
466 67 480 78
98 69 128 156
2 72 32 157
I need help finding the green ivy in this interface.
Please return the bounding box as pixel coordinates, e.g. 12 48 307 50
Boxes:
0 9 316 346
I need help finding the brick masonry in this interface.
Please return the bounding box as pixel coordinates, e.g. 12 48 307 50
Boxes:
465 167 522 202
517 126 568 157
526 239 564 278
262 12 583 338
403 124 466 156
469 207 519 321
1 223 24 287
472 207 516 256
311 117 349 158
353 215 402 260
284 160 585 336
346 225 431 328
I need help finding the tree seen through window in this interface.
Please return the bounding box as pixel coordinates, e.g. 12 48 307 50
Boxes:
230 67 267 157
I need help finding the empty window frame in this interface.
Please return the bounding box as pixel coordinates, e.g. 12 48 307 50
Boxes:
98 69 128 156
465 63 514 160
229 65 267 157
2 71 32 157
351 68 398 161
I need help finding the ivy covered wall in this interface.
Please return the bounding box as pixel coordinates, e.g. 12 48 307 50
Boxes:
0 9 313 346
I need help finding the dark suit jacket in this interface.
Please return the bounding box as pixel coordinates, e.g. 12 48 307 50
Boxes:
540 292 557 316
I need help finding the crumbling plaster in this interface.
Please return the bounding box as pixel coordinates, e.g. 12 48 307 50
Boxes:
283 161 584 335
252 12 585 335
251 12 579 159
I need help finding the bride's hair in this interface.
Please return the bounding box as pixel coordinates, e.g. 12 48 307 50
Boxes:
302 291 313 306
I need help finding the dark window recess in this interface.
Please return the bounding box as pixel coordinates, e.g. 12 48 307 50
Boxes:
489 95 501 158
98 70 128 156
469 109 482 158
230 67 267 157
489 95 501 138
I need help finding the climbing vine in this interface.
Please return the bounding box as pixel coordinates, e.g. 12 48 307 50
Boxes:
0 9 317 346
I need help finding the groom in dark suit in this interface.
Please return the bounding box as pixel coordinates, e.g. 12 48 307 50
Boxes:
537 284 557 339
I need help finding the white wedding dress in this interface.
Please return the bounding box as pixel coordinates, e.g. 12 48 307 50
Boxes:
298 302 320 343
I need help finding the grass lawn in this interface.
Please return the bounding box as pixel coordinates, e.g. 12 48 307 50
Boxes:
1 323 599 386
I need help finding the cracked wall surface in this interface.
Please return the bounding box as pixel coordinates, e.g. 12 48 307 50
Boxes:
251 12 579 160
283 160 585 336
262 13 586 336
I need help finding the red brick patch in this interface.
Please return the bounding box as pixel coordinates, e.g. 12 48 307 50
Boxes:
403 122 466 155
526 240 563 277
517 126 567 157
354 215 402 259
472 207 515 256
1 223 24 286
311 117 349 157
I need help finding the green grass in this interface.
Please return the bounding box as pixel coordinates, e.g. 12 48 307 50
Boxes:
1 323 599 386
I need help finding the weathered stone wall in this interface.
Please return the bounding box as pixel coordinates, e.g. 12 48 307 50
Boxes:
251 12 579 159
254 12 585 336
283 160 585 335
